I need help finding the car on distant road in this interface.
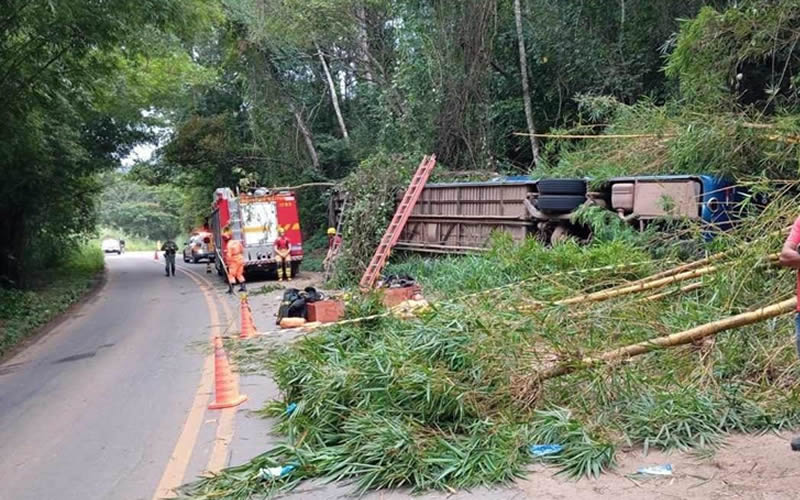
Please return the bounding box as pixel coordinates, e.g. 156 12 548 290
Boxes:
101 238 122 255
183 232 216 263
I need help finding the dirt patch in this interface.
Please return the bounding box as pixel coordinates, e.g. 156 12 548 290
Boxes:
513 433 798 499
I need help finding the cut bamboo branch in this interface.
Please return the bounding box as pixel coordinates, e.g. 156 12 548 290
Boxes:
620 253 779 291
555 265 719 306
517 253 779 313
535 297 797 381
635 281 704 303
516 265 719 312
512 132 677 139
458 260 659 302
597 227 788 293
269 182 337 191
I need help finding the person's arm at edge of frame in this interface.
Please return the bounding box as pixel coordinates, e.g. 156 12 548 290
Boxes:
779 217 800 270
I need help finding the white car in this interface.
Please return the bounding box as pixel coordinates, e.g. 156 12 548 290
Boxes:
101 238 122 254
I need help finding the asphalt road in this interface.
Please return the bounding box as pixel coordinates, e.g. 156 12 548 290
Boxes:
0 252 238 500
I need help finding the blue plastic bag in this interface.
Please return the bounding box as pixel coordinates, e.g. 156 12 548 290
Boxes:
529 444 564 457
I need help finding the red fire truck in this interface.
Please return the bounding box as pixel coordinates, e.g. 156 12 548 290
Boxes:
210 187 304 279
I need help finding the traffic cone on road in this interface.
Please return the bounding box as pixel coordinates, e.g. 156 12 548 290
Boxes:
239 294 258 339
208 337 247 410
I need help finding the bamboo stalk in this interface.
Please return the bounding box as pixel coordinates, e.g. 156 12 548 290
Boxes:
576 241 783 301
535 297 797 381
635 281 704 303
270 182 337 191
554 254 778 308
512 132 677 139
538 265 720 308
458 260 658 302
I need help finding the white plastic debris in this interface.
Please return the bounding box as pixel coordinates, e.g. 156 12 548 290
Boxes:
636 464 673 476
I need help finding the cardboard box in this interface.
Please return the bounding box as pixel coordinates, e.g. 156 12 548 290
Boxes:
380 285 421 307
307 300 345 323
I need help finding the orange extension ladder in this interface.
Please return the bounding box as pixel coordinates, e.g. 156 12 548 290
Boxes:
359 155 437 290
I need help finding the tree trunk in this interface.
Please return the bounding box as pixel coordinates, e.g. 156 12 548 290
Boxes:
0 210 25 287
262 49 322 174
289 102 321 173
513 0 540 166
316 43 349 142
354 3 374 83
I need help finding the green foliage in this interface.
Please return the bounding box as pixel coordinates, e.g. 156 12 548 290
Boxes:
330 153 416 286
186 189 800 496
0 243 103 356
99 172 185 241
530 408 615 478
388 234 653 297
0 0 217 286
666 2 800 110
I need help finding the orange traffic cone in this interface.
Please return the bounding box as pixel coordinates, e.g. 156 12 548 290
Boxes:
239 295 258 339
208 337 247 410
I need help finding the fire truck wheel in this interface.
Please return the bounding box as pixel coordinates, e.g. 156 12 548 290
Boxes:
537 179 587 195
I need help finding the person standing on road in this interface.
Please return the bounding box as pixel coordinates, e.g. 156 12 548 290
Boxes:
161 239 179 277
223 226 246 294
779 217 800 450
274 227 292 282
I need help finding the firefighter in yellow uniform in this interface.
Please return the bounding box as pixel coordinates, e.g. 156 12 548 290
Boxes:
274 227 292 281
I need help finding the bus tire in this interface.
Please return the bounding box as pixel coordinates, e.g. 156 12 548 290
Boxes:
537 179 587 195
536 195 586 213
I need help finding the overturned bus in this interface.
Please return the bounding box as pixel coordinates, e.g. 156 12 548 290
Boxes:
332 175 747 254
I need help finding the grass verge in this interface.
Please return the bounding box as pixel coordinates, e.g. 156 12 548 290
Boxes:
0 244 104 358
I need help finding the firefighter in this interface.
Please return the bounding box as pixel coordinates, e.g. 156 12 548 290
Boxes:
161 239 179 277
274 227 292 281
323 227 342 272
223 226 246 293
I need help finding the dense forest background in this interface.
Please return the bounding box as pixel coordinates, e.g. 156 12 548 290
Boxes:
3 0 800 286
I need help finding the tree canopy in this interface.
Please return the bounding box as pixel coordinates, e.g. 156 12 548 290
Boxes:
7 0 800 287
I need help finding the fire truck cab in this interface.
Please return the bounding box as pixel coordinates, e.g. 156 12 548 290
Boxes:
210 187 304 280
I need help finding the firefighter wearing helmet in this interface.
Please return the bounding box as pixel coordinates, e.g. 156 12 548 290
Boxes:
274 226 292 281
323 227 342 274
222 226 246 294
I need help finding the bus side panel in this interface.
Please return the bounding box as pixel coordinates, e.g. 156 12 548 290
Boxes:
276 194 303 258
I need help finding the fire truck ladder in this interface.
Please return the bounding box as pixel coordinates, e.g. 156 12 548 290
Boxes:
359 154 437 290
